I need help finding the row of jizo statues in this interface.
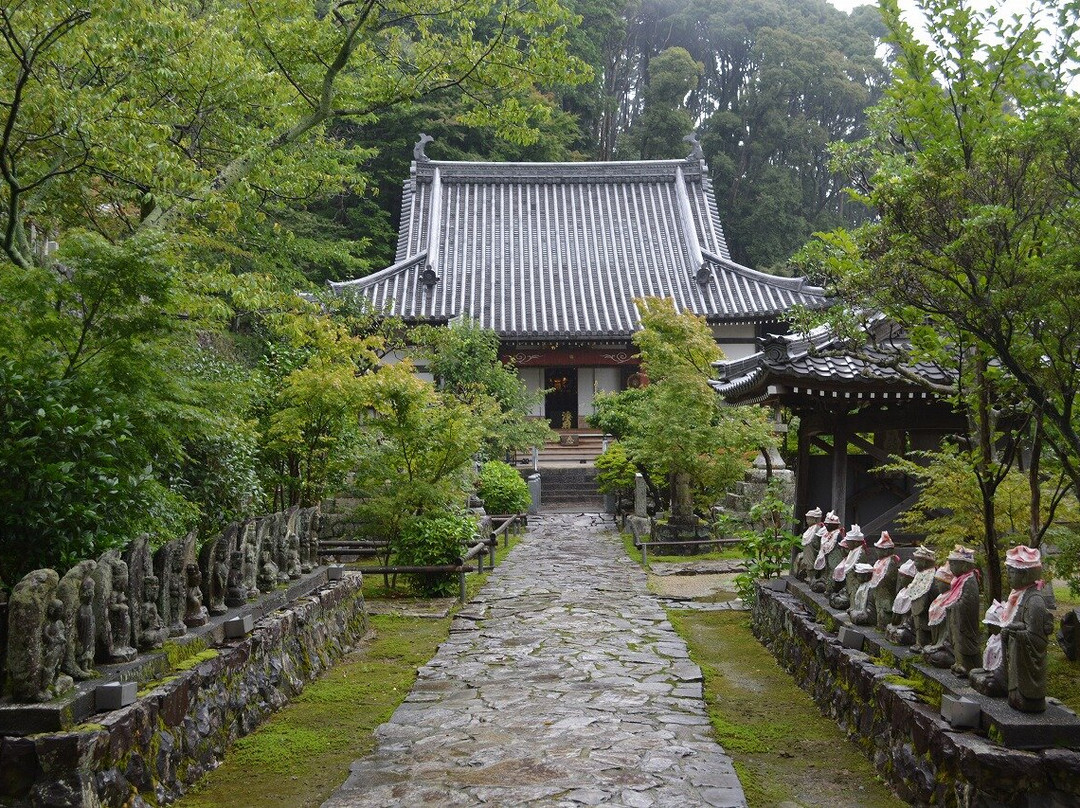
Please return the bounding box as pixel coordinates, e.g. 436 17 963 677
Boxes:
797 507 1055 714
3 506 321 704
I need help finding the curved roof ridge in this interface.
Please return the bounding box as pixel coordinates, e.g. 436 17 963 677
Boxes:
702 251 826 295
327 251 429 292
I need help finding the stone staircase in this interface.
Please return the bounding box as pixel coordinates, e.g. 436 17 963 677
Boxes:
511 432 608 470
534 466 605 509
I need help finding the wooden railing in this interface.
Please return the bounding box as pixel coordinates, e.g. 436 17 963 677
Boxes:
318 513 527 603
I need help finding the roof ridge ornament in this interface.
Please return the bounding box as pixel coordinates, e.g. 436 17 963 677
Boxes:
413 133 433 162
420 264 438 288
761 333 790 364
695 262 712 286
683 133 704 162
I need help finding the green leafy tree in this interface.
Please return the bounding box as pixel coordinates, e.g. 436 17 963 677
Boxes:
351 361 484 587
0 360 189 587
798 0 1080 598
594 442 637 513
620 46 702 159
734 478 801 602
593 297 774 520
417 318 553 459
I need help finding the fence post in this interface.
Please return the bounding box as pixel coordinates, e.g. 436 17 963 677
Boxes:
458 560 466 604
489 533 497 567
640 542 648 566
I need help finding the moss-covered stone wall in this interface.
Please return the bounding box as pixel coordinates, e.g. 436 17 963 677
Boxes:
752 582 1080 808
0 575 366 807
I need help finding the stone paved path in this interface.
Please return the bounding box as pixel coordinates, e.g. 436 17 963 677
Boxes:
321 513 747 808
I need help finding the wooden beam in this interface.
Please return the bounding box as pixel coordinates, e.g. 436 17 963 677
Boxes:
862 492 920 535
795 425 812 531
832 426 849 524
848 432 893 464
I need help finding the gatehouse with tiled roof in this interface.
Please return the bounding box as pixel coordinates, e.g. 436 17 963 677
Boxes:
331 136 827 428
712 315 965 539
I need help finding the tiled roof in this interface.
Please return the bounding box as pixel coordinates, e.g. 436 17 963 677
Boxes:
330 151 826 340
712 316 957 402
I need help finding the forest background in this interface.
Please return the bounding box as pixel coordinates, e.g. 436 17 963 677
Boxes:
6 0 1076 594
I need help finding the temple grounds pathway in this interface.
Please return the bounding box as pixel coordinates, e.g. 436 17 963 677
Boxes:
321 512 747 808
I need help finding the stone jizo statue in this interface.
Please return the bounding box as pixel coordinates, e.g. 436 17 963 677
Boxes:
138 575 168 651
1000 545 1054 713
76 575 97 674
829 525 866 611
798 506 824 581
868 531 900 630
849 563 877 626
811 511 843 594
108 558 137 662
970 599 1008 697
258 550 279 594
41 598 73 701
885 559 918 646
906 546 939 652
225 550 247 607
924 545 981 675
184 563 209 628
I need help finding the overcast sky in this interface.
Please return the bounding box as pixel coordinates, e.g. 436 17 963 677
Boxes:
824 0 1044 14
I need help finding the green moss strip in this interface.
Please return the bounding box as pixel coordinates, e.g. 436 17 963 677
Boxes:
174 614 449 808
668 609 907 808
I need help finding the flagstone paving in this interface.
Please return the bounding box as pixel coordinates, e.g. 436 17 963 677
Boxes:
321 512 747 808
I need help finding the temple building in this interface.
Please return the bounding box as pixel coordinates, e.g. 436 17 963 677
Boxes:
331 136 827 429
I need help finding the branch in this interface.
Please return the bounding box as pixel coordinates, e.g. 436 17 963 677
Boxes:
138 0 377 235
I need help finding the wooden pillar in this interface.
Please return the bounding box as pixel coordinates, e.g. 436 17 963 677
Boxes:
831 424 849 525
795 423 812 531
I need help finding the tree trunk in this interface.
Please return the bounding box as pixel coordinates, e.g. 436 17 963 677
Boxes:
1029 408 1043 548
670 471 694 524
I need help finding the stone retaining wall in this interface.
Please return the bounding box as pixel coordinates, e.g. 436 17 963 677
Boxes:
0 574 366 808
752 581 1080 808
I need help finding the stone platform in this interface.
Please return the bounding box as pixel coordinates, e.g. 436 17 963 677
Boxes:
0 568 341 736
753 577 1080 807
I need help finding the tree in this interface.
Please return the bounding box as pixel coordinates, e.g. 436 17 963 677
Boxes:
350 361 485 586
620 46 702 159
798 0 1080 599
1 1 590 268
574 0 886 266
416 318 553 459
0 1 589 578
591 297 774 520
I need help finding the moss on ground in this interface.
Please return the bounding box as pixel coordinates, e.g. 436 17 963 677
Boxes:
668 609 906 808
174 614 449 808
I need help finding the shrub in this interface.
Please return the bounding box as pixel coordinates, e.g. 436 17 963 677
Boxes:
393 511 477 596
477 460 530 514
595 443 636 495
733 479 800 602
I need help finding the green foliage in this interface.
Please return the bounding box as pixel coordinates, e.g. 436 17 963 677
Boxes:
0 359 164 586
594 443 637 496
417 318 552 458
351 362 483 576
620 47 701 159
879 446 1077 556
597 298 775 517
476 461 531 515
733 480 801 602
393 512 477 596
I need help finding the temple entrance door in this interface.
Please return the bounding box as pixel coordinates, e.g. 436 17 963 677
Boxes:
544 367 578 429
